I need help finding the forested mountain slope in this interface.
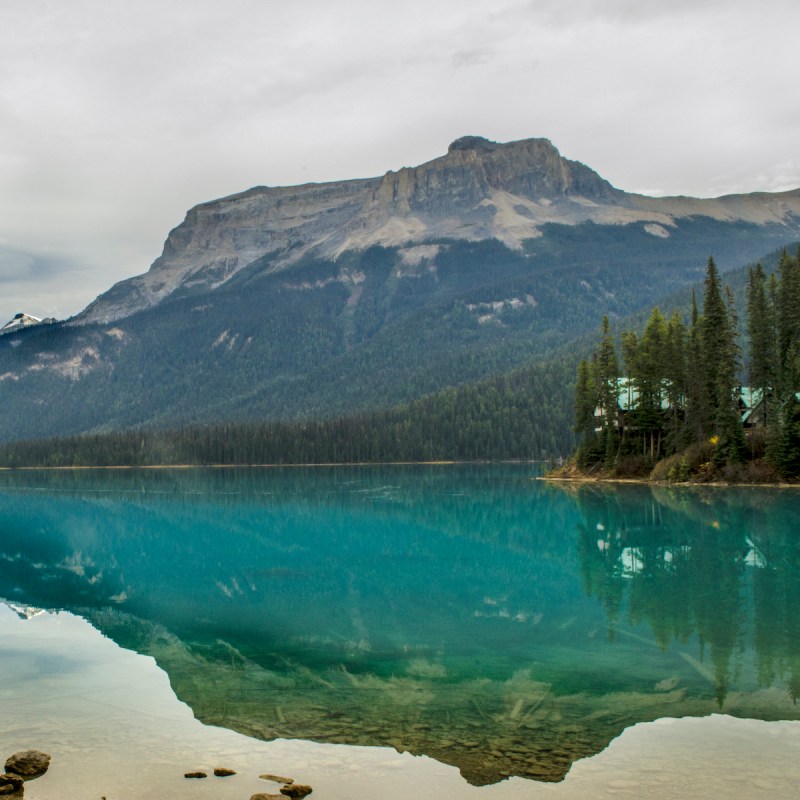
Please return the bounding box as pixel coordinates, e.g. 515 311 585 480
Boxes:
2 243 797 465
77 135 800 325
1 136 799 442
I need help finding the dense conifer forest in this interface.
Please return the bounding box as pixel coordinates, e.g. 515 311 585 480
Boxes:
0 356 575 467
1 226 795 444
572 248 800 481
2 245 798 474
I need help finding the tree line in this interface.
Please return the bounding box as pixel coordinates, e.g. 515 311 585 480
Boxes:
0 357 575 467
574 249 800 480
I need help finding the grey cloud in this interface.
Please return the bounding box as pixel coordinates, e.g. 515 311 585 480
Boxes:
1 0 799 321
523 0 743 28
0 246 81 283
0 245 94 322
709 159 800 198
452 50 494 69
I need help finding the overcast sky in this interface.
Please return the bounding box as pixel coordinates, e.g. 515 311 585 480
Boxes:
1 0 799 323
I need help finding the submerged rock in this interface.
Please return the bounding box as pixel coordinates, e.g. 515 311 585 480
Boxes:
259 774 294 784
280 784 312 798
251 794 286 800
0 773 25 793
4 751 50 780
183 771 207 779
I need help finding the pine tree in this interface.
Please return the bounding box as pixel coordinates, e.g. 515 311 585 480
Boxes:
574 358 597 467
664 312 688 453
769 250 800 476
715 286 746 464
764 272 785 469
594 316 620 468
700 258 744 465
685 290 707 442
779 395 800 477
630 308 668 460
746 264 777 424
700 257 728 428
778 249 800 384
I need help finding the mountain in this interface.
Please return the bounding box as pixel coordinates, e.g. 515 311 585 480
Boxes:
78 135 800 324
2 136 800 443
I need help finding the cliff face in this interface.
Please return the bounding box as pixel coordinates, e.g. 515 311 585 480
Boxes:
77 135 800 324
79 177 380 323
369 136 619 216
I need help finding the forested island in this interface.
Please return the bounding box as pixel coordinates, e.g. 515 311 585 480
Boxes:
563 248 800 482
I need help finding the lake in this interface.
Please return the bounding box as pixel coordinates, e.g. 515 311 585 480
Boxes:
2 464 800 798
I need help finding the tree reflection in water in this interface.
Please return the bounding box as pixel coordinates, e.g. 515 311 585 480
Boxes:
574 483 800 709
2 467 800 785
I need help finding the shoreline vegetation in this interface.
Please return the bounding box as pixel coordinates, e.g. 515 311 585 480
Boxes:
0 360 572 469
0 459 473 471
2 251 797 481
543 456 799 487
567 250 800 486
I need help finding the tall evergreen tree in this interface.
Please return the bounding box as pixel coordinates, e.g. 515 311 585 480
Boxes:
700 257 729 430
574 358 596 467
594 316 620 468
629 308 668 460
768 249 800 476
695 257 743 463
746 264 777 422
777 249 800 384
714 286 746 464
664 312 688 453
685 290 707 442
764 271 786 469
776 395 800 477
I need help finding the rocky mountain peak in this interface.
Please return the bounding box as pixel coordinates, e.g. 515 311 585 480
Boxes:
369 136 619 223
76 136 800 325
447 135 500 153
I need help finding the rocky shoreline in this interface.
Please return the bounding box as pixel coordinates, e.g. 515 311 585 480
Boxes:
182 766 312 799
1 749 312 800
1 750 50 796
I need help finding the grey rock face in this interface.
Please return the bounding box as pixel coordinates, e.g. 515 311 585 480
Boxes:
448 135 499 152
75 136 800 325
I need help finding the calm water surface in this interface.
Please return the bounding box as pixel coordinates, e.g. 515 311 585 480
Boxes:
1 464 800 790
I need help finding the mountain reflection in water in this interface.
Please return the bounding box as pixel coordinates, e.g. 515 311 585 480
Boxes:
1 466 799 785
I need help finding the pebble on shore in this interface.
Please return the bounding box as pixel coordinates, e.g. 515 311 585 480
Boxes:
179 762 311 798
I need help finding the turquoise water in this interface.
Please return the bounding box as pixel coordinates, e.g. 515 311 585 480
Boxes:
1 465 799 785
